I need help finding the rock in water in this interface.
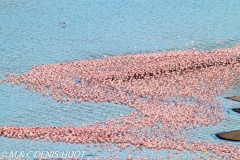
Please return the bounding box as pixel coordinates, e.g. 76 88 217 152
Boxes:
225 96 240 102
216 130 240 141
232 108 240 113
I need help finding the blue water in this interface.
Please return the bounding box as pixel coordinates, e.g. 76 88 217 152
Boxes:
1 0 240 159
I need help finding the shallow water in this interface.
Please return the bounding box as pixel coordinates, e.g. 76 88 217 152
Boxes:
1 0 240 159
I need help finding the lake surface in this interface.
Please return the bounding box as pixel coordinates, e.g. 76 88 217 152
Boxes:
0 0 240 159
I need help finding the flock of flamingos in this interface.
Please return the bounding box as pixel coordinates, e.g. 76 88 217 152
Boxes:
1 44 240 159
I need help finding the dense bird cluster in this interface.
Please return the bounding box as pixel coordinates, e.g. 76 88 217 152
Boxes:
1 45 240 159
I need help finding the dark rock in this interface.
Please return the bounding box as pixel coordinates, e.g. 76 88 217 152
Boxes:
232 108 240 113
